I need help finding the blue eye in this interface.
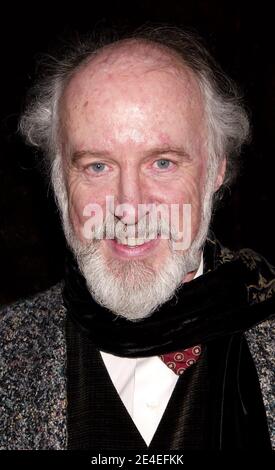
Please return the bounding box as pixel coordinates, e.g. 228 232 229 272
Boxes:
90 162 106 173
155 159 171 169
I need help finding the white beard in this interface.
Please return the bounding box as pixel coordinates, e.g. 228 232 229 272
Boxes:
51 155 216 321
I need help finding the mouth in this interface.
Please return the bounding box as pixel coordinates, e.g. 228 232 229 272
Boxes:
105 236 161 258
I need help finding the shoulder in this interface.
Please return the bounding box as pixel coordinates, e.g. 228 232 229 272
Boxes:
0 281 66 371
0 283 67 450
210 234 275 303
0 282 66 347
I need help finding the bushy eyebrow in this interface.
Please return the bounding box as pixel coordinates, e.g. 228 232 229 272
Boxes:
71 145 191 164
147 146 191 160
72 149 110 164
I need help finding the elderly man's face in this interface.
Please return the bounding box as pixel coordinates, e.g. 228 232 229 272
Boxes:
61 48 208 264
57 44 224 319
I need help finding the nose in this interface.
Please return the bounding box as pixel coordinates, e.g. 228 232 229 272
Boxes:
113 165 148 225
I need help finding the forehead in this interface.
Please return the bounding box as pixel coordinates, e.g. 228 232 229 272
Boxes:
60 40 205 152
61 40 203 111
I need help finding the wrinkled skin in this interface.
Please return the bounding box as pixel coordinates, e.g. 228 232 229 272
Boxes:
60 41 225 279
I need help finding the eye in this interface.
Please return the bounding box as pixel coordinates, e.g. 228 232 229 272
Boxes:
88 162 106 173
154 159 173 170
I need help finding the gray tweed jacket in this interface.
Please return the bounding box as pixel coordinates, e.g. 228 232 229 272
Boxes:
0 282 274 450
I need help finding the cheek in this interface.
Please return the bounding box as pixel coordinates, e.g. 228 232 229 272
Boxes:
166 175 203 209
67 177 107 240
161 172 205 237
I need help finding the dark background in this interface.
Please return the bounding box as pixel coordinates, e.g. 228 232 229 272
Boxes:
1 1 274 306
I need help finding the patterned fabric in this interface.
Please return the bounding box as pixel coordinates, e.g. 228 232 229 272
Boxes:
160 345 202 375
0 283 67 450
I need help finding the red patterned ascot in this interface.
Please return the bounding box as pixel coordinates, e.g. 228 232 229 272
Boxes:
160 345 202 375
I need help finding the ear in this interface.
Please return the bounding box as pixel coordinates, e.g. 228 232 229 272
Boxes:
214 158 226 191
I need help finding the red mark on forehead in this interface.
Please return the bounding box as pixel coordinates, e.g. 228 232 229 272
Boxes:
158 132 172 145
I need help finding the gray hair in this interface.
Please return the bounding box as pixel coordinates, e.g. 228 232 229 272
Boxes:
19 25 250 188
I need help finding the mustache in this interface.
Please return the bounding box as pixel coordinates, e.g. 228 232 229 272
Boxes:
84 212 182 242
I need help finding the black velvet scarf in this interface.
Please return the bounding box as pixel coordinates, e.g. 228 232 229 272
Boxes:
62 232 275 357
63 232 275 450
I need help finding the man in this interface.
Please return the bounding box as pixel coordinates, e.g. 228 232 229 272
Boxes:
0 26 274 451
